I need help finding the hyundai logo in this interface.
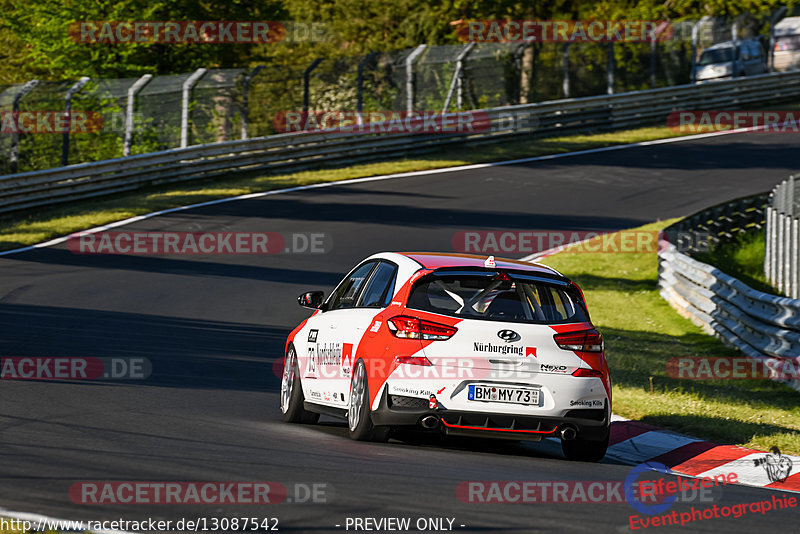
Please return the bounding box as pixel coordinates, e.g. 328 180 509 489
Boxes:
497 329 520 342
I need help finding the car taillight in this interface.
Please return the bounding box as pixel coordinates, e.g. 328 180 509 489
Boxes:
394 356 432 366
572 368 604 378
387 315 457 340
554 328 604 352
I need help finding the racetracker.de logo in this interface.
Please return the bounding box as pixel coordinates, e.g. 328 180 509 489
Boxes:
272 110 493 135
69 21 286 44
70 482 287 504
455 478 721 504
666 356 800 381
667 111 800 134
275 355 501 382
0 111 104 134
453 20 673 43
1 357 151 380
67 232 331 255
453 230 710 255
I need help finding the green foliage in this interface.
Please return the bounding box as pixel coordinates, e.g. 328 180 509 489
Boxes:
2 0 795 83
2 0 799 172
0 0 284 81
695 230 781 296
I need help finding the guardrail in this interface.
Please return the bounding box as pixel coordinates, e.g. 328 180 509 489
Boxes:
660 193 769 253
765 175 800 298
3 70 800 215
658 190 800 392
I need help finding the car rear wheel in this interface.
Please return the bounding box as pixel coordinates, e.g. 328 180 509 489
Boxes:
280 345 319 424
348 359 389 442
561 428 609 462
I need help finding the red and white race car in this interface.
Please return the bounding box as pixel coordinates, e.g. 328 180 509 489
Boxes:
280 252 611 461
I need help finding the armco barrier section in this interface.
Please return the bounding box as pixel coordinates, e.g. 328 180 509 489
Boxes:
658 192 800 392
765 175 800 299
3 70 800 214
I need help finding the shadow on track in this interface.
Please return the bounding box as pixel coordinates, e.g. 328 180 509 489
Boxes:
0 303 286 392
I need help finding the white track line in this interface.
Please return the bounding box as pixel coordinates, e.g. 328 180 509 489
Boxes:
0 127 751 258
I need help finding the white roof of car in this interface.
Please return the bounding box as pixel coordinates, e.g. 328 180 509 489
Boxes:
703 42 735 51
775 17 800 37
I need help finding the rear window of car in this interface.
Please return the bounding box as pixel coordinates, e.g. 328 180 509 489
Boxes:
699 48 734 65
407 273 589 324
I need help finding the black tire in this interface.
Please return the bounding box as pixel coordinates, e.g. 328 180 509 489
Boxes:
347 359 390 442
280 344 319 424
561 428 609 462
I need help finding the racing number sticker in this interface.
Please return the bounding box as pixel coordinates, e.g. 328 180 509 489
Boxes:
306 345 317 377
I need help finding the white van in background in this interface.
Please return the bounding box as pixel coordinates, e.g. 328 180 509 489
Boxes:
695 39 767 81
773 17 800 71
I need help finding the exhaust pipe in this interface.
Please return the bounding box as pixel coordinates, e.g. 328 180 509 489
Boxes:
420 415 439 429
560 426 577 441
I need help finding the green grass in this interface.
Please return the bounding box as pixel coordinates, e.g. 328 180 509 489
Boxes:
542 221 800 455
0 125 690 251
695 231 780 296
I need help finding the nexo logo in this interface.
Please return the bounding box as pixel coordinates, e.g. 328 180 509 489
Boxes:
497 329 520 342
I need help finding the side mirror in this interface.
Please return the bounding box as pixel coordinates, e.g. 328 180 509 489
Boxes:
298 291 324 309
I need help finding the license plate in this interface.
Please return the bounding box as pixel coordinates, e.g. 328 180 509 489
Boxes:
468 385 539 405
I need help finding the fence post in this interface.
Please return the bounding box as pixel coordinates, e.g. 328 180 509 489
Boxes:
241 66 264 140
357 52 378 125
607 42 614 95
732 17 742 80
124 74 152 156
650 37 657 88
788 176 796 296
303 58 324 113
562 43 571 98
765 203 773 285
784 209 792 295
442 43 474 113
769 7 788 73
62 76 91 166
181 68 207 148
406 44 427 112
456 43 475 110
773 180 786 296
9 79 38 174
691 16 711 83
792 216 799 299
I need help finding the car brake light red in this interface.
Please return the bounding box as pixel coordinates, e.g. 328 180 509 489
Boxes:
554 328 604 352
395 356 433 366
572 368 605 378
387 315 457 340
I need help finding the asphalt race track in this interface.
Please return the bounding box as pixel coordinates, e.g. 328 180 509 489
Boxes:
1 132 799 533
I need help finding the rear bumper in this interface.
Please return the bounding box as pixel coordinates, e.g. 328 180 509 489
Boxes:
370 389 609 441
